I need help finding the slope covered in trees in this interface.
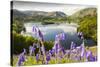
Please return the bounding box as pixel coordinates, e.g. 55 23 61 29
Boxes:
68 8 97 43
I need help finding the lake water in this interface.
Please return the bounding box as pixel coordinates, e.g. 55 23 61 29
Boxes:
23 22 95 49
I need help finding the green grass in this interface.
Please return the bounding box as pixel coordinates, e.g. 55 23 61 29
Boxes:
12 46 97 66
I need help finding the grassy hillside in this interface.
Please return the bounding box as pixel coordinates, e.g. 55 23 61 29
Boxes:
68 8 97 23
68 8 97 44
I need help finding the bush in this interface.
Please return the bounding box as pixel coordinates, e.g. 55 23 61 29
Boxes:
44 41 53 51
12 32 37 54
78 16 97 43
12 32 54 54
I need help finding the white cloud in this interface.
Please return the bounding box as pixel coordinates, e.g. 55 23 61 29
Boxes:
13 1 96 15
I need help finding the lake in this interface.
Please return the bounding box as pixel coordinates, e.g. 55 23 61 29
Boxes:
23 22 95 49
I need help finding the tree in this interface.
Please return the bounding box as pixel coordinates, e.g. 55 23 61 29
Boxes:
12 20 25 33
78 16 97 43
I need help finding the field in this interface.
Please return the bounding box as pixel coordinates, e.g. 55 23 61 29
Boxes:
12 46 97 66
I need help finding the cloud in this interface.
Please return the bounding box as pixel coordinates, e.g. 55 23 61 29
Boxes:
12 1 96 15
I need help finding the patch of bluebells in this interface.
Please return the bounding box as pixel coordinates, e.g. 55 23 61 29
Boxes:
16 30 97 66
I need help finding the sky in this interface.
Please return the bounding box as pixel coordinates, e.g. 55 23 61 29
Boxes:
12 1 96 15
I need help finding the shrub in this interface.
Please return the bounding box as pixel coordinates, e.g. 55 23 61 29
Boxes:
12 32 54 54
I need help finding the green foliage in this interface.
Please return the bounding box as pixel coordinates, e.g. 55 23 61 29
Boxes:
12 32 53 54
12 20 25 33
12 32 36 54
44 41 53 51
69 8 97 23
68 8 97 44
42 17 67 22
67 16 73 23
78 16 97 43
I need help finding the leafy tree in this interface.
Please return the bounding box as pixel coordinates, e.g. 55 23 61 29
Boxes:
78 16 97 43
12 20 25 33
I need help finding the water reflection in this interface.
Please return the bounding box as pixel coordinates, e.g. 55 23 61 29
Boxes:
23 22 95 49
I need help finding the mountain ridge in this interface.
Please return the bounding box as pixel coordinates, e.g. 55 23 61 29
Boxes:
12 9 67 21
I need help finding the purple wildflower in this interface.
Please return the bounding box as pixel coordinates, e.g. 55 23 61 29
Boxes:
70 41 76 50
32 26 44 41
61 47 66 54
51 49 55 55
53 33 65 54
49 50 53 56
38 29 44 41
23 48 26 54
77 32 84 39
32 26 37 32
46 54 51 64
60 33 65 40
32 26 38 36
55 35 59 40
41 46 45 55
94 56 97 61
86 51 96 62
55 33 65 41
54 41 61 53
17 50 26 66
89 56 96 61
36 54 39 62
29 46 36 56
80 41 85 57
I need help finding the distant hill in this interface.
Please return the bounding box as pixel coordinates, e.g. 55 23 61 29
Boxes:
12 9 28 20
12 9 67 22
22 11 67 17
68 8 97 23
70 8 97 18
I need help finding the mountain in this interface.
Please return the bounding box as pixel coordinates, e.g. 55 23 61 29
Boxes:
12 9 28 19
69 8 97 20
12 9 67 22
22 10 67 17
